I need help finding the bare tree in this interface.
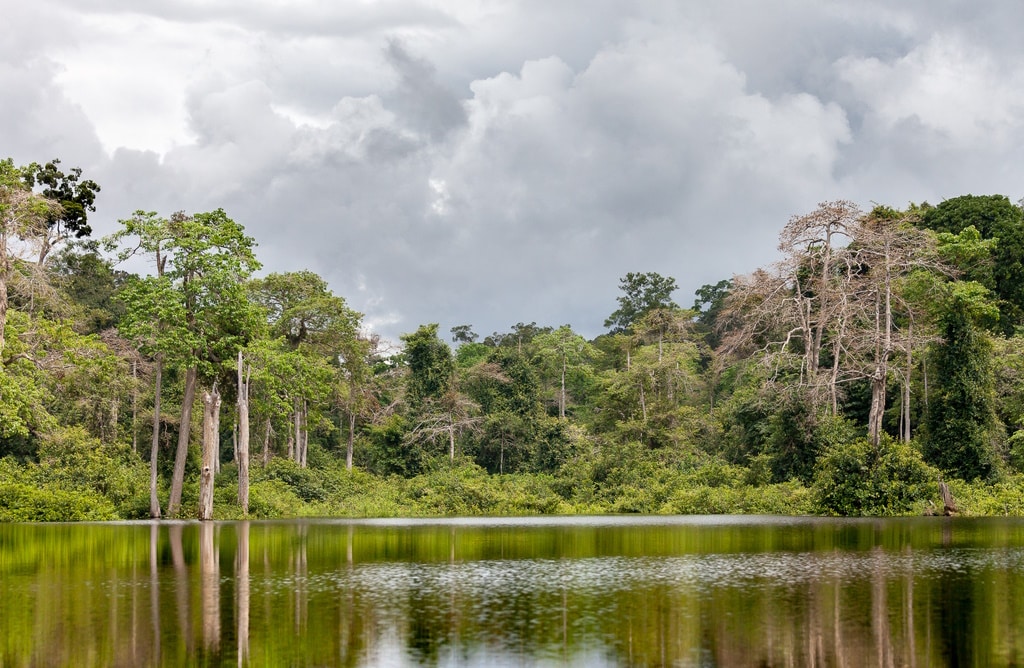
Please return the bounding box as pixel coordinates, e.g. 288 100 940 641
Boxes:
720 202 947 445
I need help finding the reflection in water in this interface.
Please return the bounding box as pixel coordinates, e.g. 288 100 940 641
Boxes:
2 517 1024 666
237 521 250 667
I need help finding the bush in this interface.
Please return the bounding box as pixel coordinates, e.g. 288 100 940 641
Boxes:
35 426 148 507
0 481 118 521
945 476 1024 516
248 480 305 518
259 458 327 502
813 436 937 516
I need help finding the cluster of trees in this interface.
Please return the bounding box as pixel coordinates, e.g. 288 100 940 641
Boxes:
3 155 1024 519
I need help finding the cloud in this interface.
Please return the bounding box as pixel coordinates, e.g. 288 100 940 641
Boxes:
5 1 1024 344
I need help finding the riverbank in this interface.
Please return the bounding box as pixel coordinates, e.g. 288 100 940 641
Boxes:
4 448 1024 522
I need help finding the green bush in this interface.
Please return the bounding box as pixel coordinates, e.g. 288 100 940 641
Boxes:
35 426 148 507
0 481 118 521
248 479 305 518
813 436 937 516
259 458 328 502
945 476 1024 516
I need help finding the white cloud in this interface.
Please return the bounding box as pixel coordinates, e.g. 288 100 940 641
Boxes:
4 1 1024 341
837 33 1024 146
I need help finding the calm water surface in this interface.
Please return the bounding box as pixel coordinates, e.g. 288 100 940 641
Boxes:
2 515 1024 666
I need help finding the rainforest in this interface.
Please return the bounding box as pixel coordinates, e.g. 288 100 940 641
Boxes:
3 157 1024 521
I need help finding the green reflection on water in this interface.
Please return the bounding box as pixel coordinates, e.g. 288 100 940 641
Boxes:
2 517 1024 666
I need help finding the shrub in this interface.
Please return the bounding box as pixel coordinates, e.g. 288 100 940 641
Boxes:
248 480 305 518
259 458 327 502
0 481 118 521
813 436 937 516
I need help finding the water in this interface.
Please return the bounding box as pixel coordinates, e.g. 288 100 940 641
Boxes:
2 516 1024 666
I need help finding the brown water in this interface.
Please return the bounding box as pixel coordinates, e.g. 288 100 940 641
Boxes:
2 515 1023 666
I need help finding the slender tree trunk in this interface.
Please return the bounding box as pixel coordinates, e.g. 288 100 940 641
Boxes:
149 356 163 519
448 419 455 463
0 231 9 366
638 377 647 422
237 352 250 514
559 353 566 419
132 360 139 453
262 419 272 466
299 400 308 468
347 411 356 472
904 328 913 443
168 366 198 516
291 399 300 462
199 388 221 521
868 255 893 449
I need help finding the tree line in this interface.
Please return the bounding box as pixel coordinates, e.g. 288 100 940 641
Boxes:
3 155 1024 519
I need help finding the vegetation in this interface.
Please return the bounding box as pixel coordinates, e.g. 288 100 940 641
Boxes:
3 156 1024 519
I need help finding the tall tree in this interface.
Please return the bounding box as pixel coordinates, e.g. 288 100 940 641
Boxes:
851 207 942 446
0 159 62 364
605 272 679 334
109 211 180 518
22 159 101 266
402 324 480 463
111 209 260 516
251 271 364 468
923 281 1000 480
534 325 597 419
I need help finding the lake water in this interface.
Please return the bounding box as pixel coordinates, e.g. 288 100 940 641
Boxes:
2 516 1023 666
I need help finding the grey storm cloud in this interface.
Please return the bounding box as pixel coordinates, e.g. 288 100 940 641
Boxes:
4 0 1024 344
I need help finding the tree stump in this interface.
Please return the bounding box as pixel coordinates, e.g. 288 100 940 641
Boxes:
939 479 958 516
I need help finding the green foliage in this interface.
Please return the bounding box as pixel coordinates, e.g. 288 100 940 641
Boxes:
401 323 455 405
813 436 937 516
35 426 148 508
23 158 100 240
247 479 305 518
47 242 127 333
605 272 679 334
923 284 1000 480
257 457 328 502
944 475 1024 515
921 194 1024 333
0 480 118 521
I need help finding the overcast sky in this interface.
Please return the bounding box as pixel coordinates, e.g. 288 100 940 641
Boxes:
4 1 1024 343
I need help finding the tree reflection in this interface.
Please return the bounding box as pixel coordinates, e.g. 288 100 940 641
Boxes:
3 519 1024 666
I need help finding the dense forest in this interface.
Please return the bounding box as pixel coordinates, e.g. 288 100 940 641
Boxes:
3 156 1024 521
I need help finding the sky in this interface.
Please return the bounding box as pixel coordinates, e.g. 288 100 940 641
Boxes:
4 1 1024 344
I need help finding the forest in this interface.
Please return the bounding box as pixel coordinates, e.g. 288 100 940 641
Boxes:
3 156 1024 521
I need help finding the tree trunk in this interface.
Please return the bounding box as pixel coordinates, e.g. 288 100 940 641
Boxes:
132 360 139 454
0 229 9 366
939 480 958 516
149 357 163 519
237 352 250 515
262 419 272 466
291 399 300 462
198 388 221 521
903 322 913 443
168 366 198 516
559 353 566 419
347 411 355 472
302 400 309 468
